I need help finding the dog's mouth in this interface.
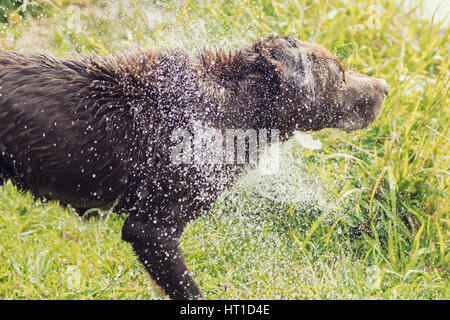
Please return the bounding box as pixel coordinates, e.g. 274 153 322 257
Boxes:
335 116 377 132
333 74 389 132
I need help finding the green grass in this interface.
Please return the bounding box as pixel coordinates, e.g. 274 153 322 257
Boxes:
0 0 448 299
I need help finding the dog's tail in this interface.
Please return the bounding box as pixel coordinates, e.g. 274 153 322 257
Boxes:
0 49 21 111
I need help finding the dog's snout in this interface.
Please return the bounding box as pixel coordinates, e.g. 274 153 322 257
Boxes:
378 79 389 96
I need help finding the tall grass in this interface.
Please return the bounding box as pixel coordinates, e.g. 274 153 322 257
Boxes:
0 0 448 299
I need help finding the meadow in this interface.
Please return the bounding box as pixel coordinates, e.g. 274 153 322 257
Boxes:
0 0 448 299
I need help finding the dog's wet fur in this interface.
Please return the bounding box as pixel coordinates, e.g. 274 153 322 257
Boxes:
0 35 388 299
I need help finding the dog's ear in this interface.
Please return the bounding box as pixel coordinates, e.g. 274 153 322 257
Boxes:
244 40 286 81
199 39 286 84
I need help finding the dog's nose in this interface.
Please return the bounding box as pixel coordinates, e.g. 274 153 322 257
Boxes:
379 79 389 96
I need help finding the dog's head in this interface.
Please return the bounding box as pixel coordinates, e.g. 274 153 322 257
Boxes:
234 35 388 134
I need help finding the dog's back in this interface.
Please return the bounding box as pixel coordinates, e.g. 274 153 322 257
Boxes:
0 51 128 209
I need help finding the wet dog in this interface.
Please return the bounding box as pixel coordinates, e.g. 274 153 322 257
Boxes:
0 35 388 299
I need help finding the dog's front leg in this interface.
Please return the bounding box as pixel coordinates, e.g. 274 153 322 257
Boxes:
121 215 203 300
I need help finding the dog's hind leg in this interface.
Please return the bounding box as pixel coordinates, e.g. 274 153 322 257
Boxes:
0 151 12 186
121 212 203 300
0 145 5 185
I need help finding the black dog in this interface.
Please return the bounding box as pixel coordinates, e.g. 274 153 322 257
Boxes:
0 35 388 299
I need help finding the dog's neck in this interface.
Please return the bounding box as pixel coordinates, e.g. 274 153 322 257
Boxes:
191 50 279 131
87 49 283 138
